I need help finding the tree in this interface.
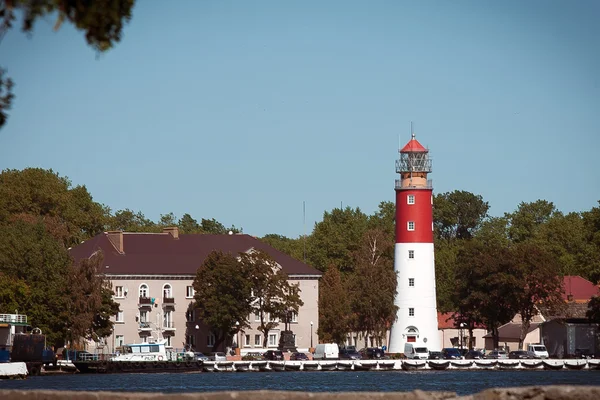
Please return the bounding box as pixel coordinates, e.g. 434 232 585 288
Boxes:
261 234 304 261
348 228 398 347
511 242 563 349
66 250 120 344
0 0 135 129
192 251 253 350
455 240 519 350
317 265 350 344
0 168 109 247
307 207 369 273
0 68 13 127
433 191 489 242
178 213 200 234
108 208 156 232
200 217 241 235
240 250 303 348
586 295 600 323
158 212 177 227
507 200 557 243
0 218 72 345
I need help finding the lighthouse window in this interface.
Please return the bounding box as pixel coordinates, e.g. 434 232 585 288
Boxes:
407 221 415 231
408 250 414 259
407 195 415 205
409 308 415 317
409 278 415 287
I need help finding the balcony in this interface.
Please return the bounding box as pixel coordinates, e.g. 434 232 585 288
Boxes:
162 321 176 331
138 322 153 332
0 314 27 325
162 297 175 308
138 297 153 308
395 179 433 190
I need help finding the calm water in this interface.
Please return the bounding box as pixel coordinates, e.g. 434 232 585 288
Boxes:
2 371 600 396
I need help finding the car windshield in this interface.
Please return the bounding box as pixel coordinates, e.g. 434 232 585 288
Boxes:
533 346 546 351
415 348 428 353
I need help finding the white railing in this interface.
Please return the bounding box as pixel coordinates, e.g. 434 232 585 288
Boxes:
395 179 433 190
0 314 27 324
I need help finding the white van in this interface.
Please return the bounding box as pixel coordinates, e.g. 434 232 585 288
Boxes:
313 343 339 360
404 343 429 360
527 344 549 359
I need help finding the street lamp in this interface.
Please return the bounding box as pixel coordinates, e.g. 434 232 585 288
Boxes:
235 321 240 353
310 321 314 349
459 323 466 349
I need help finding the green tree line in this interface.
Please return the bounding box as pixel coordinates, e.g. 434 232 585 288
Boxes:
2 167 599 351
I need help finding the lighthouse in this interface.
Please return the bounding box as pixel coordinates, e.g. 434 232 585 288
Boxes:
387 133 440 354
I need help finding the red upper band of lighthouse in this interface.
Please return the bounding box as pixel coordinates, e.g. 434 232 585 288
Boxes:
395 133 433 244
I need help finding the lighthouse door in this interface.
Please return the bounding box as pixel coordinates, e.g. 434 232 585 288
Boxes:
404 326 419 343
407 336 416 343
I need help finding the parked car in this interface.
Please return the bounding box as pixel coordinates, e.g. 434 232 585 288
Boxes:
339 347 362 360
428 351 443 360
441 348 462 360
573 348 595 359
508 350 536 359
464 350 484 359
527 344 549 359
359 347 386 359
208 352 227 361
313 343 339 360
194 352 209 361
290 352 309 361
485 350 508 359
263 350 284 360
404 344 429 360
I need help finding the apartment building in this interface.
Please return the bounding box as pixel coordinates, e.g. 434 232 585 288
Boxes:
69 228 321 354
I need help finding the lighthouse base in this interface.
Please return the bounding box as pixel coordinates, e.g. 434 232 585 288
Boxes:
388 242 440 354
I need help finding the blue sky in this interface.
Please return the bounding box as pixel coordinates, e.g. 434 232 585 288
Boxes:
1 0 598 238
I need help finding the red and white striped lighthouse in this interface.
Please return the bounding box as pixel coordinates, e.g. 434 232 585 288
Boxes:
387 133 440 353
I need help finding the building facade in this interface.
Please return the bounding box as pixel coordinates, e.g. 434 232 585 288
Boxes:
388 133 440 353
69 228 321 355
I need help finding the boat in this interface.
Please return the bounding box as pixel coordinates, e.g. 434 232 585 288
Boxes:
302 362 319 371
269 361 285 371
542 360 564 370
520 360 543 369
319 361 337 371
377 360 396 370
563 360 587 370
336 361 354 371
474 360 497 369
427 360 450 370
283 362 301 371
74 336 202 373
401 359 427 370
497 360 520 369
234 362 251 372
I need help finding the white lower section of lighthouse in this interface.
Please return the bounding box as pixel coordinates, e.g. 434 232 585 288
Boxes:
388 243 440 353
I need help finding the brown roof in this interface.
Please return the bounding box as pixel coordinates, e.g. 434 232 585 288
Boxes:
483 322 540 339
540 302 589 320
69 231 322 276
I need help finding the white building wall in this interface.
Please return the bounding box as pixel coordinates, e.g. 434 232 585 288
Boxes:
94 276 319 355
388 242 439 353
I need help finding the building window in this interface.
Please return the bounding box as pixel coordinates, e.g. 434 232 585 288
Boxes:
186 310 195 322
407 195 415 205
407 221 415 231
163 311 173 328
165 336 172 347
268 333 278 347
431 195 433 205
186 286 194 298
139 310 148 323
255 334 261 346
115 286 124 298
409 308 415 317
139 284 149 298
187 335 195 347
244 334 250 347
115 335 124 348
207 333 215 347
409 278 415 287
408 250 414 259
116 311 124 323
163 283 172 299
254 313 260 322
291 312 298 323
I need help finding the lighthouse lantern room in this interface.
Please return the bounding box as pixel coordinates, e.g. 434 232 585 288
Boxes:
387 133 440 354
